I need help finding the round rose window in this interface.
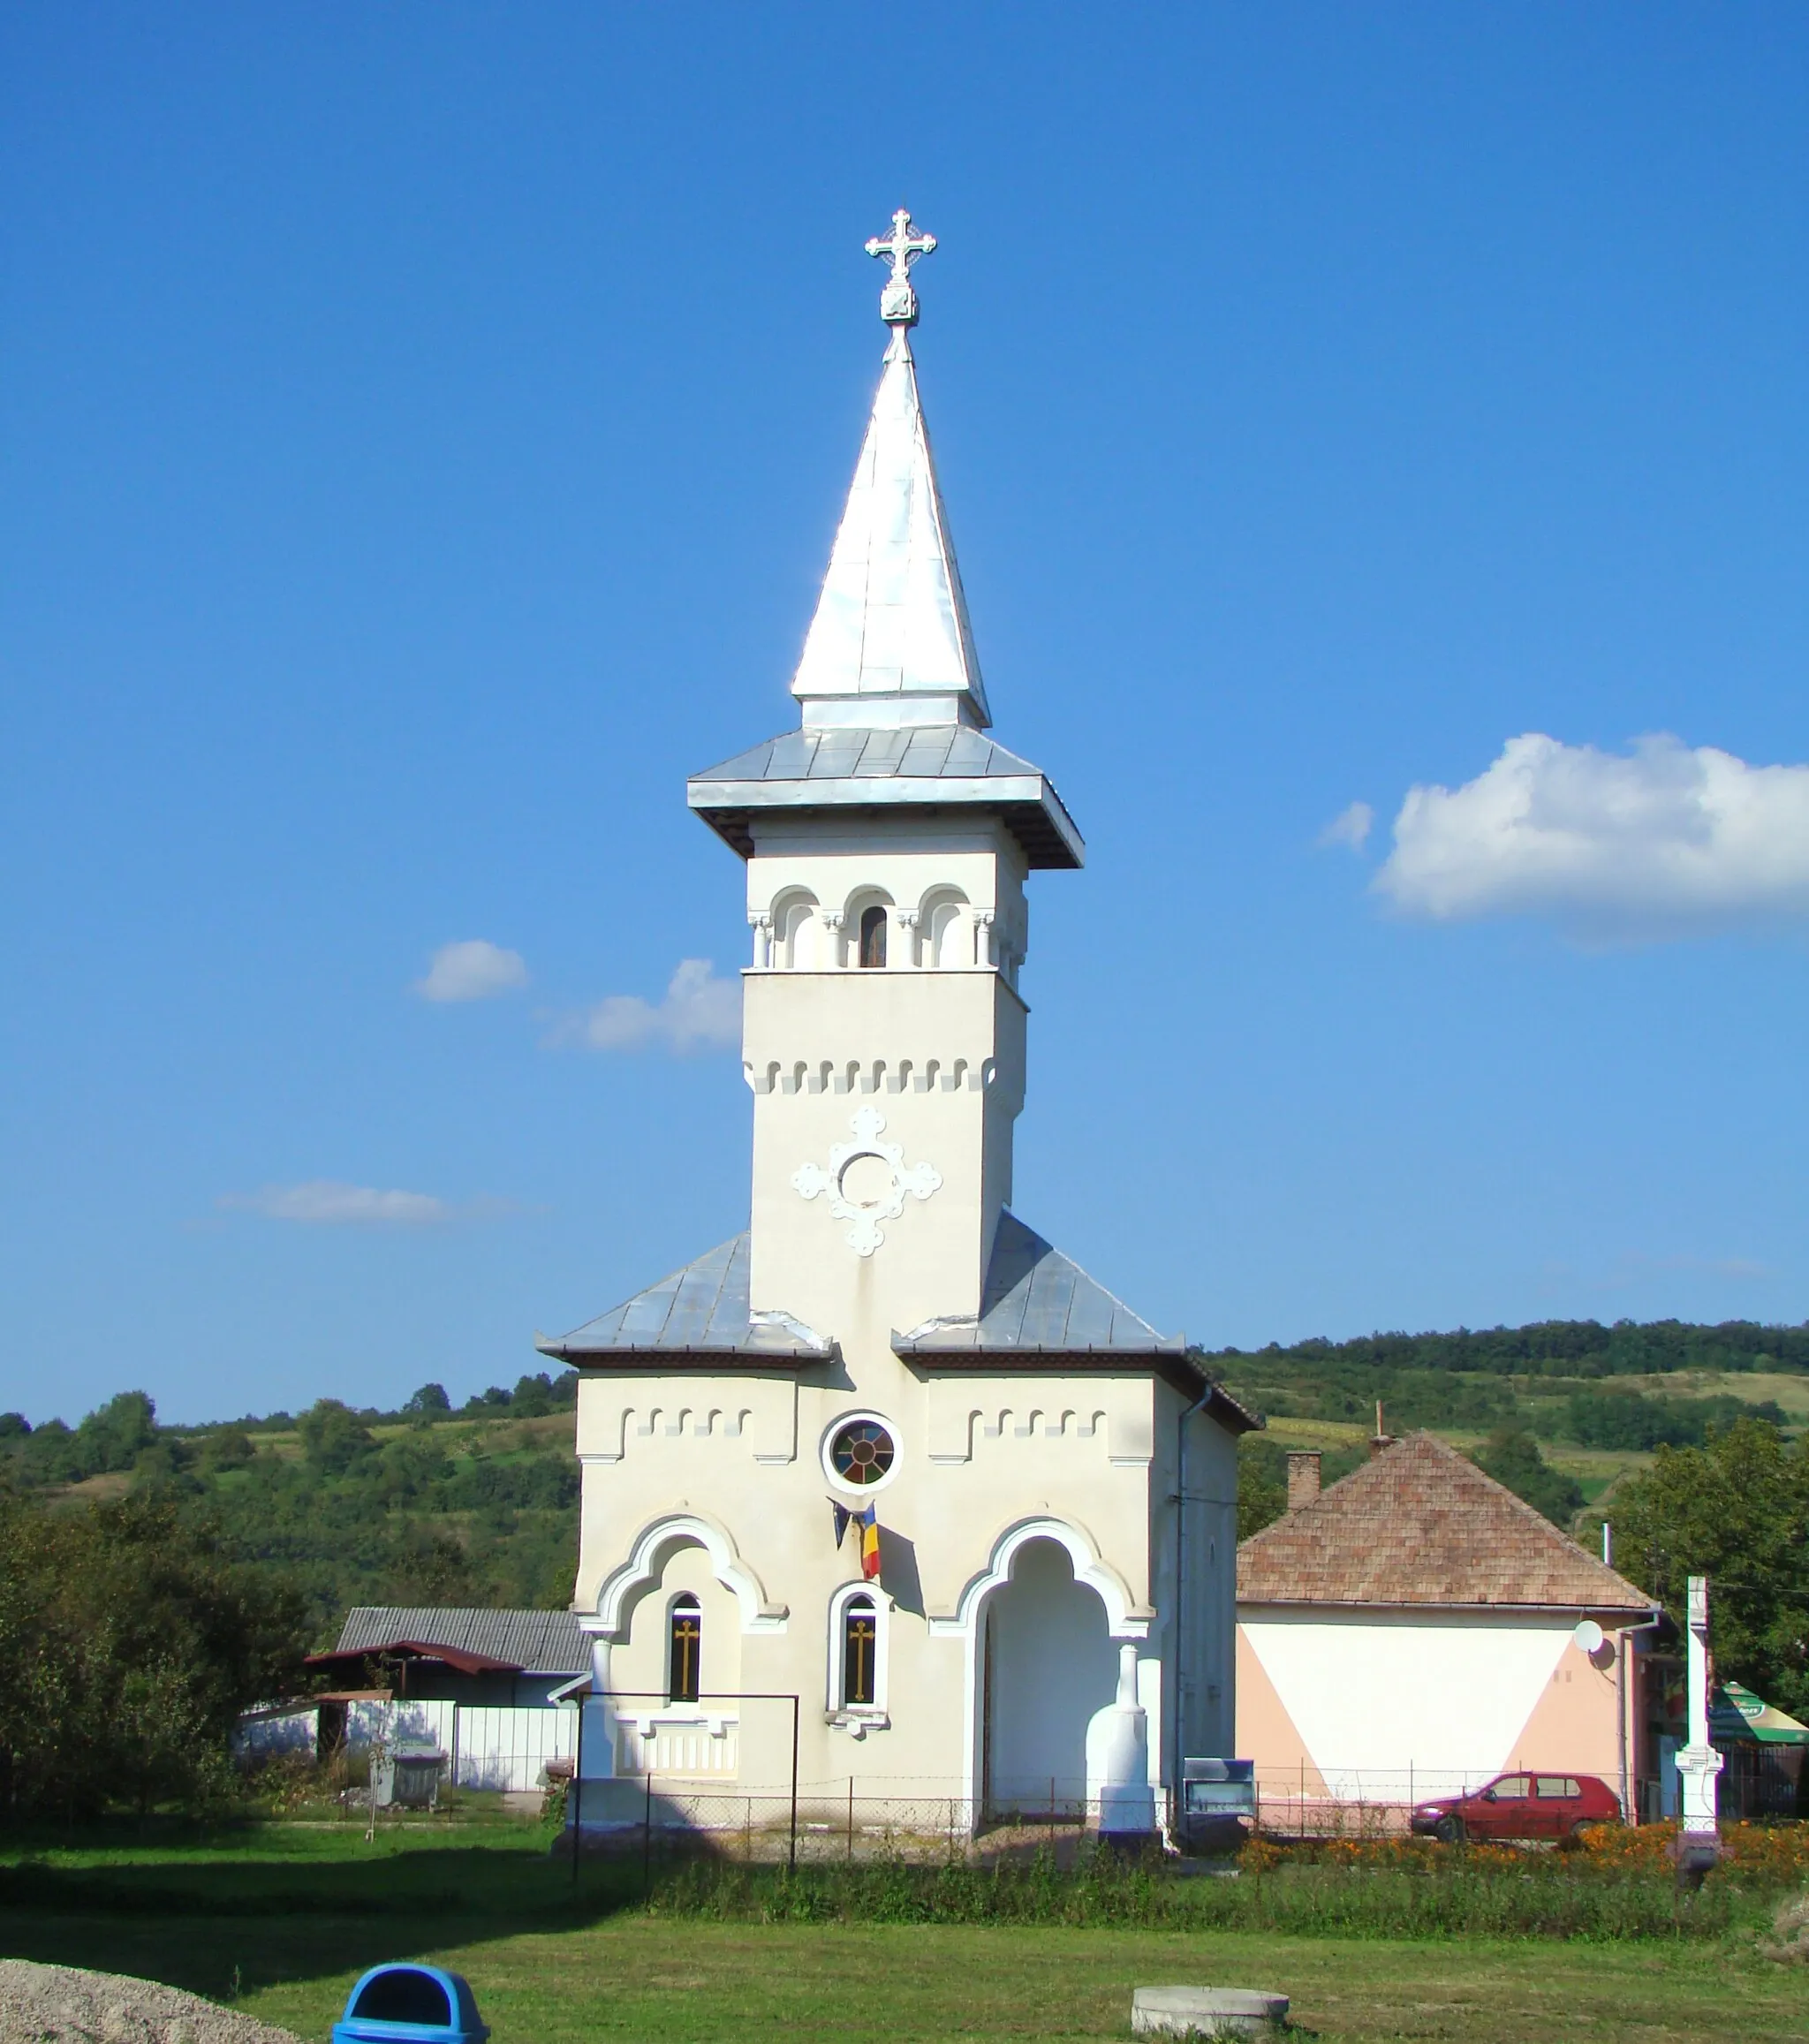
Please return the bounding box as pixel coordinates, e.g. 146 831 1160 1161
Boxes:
829 1419 895 1488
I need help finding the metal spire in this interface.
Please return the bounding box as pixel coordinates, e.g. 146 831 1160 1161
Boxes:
788 209 987 727
865 208 936 329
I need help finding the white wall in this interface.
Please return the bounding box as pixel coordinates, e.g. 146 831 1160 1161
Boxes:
1239 1608 1578 1799
232 1703 318 1761
341 1697 577 1794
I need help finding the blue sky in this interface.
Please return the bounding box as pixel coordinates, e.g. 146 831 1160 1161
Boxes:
4 5 1807 1426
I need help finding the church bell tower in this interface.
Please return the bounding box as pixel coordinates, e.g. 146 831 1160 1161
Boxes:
543 216 1252 1828
687 213 1085 1365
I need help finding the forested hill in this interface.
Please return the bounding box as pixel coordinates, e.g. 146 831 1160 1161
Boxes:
2 1317 1804 1644
1202 1315 1803 1450
1201 1316 1809 1382
0 1372 583 1642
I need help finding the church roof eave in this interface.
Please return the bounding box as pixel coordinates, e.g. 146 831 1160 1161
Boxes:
538 1336 836 1368
897 1343 1261 1435
686 726 1084 869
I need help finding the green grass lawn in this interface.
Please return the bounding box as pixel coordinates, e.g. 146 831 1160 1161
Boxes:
3 1822 1805 2044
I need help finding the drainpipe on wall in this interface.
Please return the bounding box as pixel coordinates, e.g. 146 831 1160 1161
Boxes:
1616 1611 1663 1825
1170 1384 1215 1836
1602 1523 1663 1828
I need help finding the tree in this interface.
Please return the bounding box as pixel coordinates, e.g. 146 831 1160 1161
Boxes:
1472 1427 1584 1527
0 1491 306 1818
403 1382 451 1423
1611 1419 1809 1720
1237 1437 1289 1541
298 1399 375 1476
201 1427 255 1471
510 1372 556 1418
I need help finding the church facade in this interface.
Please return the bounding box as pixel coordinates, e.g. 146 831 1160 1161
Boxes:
539 216 1256 1832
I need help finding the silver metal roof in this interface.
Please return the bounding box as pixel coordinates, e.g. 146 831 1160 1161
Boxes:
894 1211 1184 1358
788 251 989 727
335 1606 589 1676
536 1234 836 1365
893 1213 1261 1433
688 723 1085 869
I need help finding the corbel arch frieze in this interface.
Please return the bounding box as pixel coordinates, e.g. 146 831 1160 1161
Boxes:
592 1510 788 1641
927 1513 1151 1642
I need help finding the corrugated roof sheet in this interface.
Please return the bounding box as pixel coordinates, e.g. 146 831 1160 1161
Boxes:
1237 1432 1658 1613
537 1234 835 1363
335 1607 590 1675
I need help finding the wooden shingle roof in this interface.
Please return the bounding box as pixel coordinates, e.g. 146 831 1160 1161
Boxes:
1237 1431 1656 1614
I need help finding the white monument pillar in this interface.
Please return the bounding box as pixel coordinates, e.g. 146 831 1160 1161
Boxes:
1096 1644 1158 1839
1673 1574 1722 1877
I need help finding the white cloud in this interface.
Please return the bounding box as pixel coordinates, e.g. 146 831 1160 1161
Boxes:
561 958 741 1054
1375 732 1809 935
221 1181 453 1225
1317 800 1374 852
415 940 528 1003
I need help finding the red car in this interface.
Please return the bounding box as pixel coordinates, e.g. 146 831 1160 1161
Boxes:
1410 1772 1622 1843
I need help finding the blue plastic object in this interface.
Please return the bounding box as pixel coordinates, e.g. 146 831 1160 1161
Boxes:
332 1966 488 2044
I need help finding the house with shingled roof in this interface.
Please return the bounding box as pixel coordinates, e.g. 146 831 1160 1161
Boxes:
533 220 1258 1837
1237 1432 1659 1813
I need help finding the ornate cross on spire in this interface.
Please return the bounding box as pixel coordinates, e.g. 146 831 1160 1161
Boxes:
865 208 936 328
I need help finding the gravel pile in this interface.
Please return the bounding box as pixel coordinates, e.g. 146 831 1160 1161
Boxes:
0 1962 307 2044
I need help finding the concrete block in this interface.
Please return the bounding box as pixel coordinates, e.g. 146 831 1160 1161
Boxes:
1131 1985 1289 2039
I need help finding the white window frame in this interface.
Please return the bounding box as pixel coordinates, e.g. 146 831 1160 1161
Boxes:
821 1411 902 1496
826 1578 889 1733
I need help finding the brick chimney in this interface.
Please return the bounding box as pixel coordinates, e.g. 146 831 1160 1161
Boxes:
1286 1451 1322 1512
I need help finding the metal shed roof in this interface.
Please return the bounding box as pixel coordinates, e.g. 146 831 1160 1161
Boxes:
333 1606 590 1676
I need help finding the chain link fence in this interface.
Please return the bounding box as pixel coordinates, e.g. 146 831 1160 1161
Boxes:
566 1770 1141 1866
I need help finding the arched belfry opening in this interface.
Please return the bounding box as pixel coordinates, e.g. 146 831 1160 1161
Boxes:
980 1536 1119 1820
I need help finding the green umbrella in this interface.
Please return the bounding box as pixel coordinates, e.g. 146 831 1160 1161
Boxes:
1710 1681 1809 1746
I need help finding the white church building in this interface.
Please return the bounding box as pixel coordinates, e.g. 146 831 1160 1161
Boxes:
538 216 1257 1835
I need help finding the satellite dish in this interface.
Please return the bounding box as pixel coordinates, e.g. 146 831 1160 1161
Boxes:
1573 1619 1605 1655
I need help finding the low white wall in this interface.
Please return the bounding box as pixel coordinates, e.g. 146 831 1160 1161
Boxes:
264 1698 580 1793
232 1703 319 1761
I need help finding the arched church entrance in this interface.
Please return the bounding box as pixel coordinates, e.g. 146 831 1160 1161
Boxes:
980 1536 1120 1820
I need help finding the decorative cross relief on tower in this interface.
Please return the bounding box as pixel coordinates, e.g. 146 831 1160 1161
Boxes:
791 1106 942 1256
866 208 936 328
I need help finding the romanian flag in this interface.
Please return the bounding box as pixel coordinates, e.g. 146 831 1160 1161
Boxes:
855 1503 882 1582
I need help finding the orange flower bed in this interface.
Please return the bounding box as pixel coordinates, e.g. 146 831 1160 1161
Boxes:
1243 1821 1809 1881
1578 1820 1809 1881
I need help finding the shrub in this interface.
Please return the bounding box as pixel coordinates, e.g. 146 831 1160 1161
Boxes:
640 1837 1764 1942
0 1491 306 1819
